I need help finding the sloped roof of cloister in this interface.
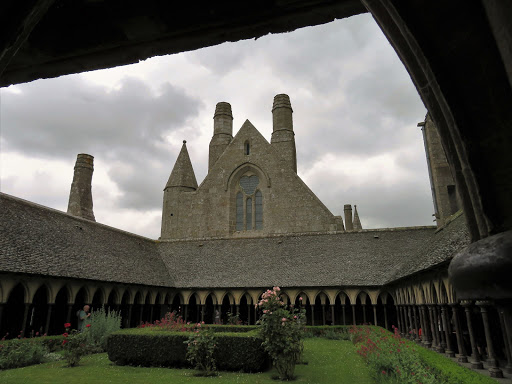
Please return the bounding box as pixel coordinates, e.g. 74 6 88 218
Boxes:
0 193 170 287
0 192 470 289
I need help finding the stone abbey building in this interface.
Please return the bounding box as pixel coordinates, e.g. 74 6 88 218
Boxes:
1 95 511 377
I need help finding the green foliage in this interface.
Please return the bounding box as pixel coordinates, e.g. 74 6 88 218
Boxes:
305 326 351 340
107 327 268 372
226 311 242 325
62 325 89 367
350 326 496 384
257 287 306 380
185 327 216 376
86 307 121 351
0 338 46 370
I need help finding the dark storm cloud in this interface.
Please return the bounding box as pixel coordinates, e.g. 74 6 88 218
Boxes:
1 76 203 210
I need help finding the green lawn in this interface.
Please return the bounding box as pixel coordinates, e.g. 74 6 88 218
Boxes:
0 338 374 384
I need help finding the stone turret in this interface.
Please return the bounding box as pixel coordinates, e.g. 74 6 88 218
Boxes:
161 141 198 239
271 94 297 172
67 154 95 221
353 205 363 231
344 204 353 231
209 102 233 172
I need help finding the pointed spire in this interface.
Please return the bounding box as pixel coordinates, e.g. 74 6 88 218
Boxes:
165 140 198 190
353 205 363 231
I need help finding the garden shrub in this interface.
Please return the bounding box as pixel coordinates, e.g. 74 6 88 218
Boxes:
305 326 351 340
107 327 268 372
0 338 46 370
257 286 306 380
62 323 89 367
185 328 217 376
86 307 121 351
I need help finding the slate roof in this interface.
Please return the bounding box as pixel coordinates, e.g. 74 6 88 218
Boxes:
0 192 470 288
157 227 437 288
0 193 170 287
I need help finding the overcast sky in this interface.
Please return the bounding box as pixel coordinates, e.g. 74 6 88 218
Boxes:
0 13 433 238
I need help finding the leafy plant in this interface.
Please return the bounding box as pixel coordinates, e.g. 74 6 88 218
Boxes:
185 326 217 376
257 286 306 380
226 311 242 325
61 323 88 367
86 307 121 351
0 338 46 370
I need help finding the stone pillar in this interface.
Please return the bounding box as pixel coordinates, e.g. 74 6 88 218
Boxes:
428 305 438 349
138 305 143 325
432 305 444 353
66 304 73 324
20 303 30 337
362 304 367 324
441 305 455 357
344 205 353 232
253 305 257 325
477 301 504 378
125 304 132 328
461 301 484 369
395 305 402 333
500 305 512 374
401 306 408 337
209 102 233 171
351 304 356 325
321 304 326 325
0 303 4 335
384 305 388 330
331 305 335 326
451 304 468 363
407 306 414 339
149 305 154 323
235 304 240 317
413 306 420 342
342 305 346 325
310 305 315 326
44 303 54 335
498 309 512 374
373 304 378 326
436 306 447 350
421 306 432 348
201 305 205 323
247 303 252 325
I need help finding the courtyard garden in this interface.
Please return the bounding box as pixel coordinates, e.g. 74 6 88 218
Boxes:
0 287 499 383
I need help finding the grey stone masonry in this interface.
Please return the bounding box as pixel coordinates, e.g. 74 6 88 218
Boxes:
271 94 297 172
67 154 95 221
209 102 233 171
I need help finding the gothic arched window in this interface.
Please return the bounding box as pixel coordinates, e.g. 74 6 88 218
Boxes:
235 174 263 231
236 192 243 231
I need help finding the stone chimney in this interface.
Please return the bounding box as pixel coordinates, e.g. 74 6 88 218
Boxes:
271 94 297 172
344 204 353 231
353 205 363 231
209 102 233 172
67 154 95 221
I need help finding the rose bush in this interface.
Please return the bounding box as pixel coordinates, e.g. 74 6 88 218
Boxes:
61 323 88 367
257 286 305 380
185 325 217 376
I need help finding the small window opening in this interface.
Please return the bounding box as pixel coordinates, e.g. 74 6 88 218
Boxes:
244 141 250 155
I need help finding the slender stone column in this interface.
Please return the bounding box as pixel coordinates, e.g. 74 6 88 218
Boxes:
362 304 367 324
66 304 73 324
149 305 154 323
184 304 188 322
20 303 30 337
408 306 414 339
351 304 356 325
418 305 425 343
127 304 133 328
322 304 326 325
254 305 258 325
247 304 252 325
331 305 335 326
201 305 205 323
373 304 378 326
384 305 388 330
476 301 504 378
138 304 144 325
433 306 445 352
450 304 468 363
0 303 4 335
421 306 432 348
441 305 455 357
235 304 240 317
413 306 420 342
461 300 483 369
341 305 346 325
428 305 438 349
311 305 315 326
497 308 512 374
396 305 402 333
44 303 54 335
402 306 408 337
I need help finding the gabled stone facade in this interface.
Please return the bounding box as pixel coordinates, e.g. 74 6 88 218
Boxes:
160 95 345 240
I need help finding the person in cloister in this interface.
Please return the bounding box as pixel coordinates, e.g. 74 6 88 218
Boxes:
78 305 91 331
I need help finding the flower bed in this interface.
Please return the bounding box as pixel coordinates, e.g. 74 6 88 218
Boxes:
350 326 496 384
107 327 269 372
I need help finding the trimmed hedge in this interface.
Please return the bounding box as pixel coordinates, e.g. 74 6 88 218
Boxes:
1 336 65 352
146 325 258 333
416 346 496 384
305 326 351 338
107 328 269 372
